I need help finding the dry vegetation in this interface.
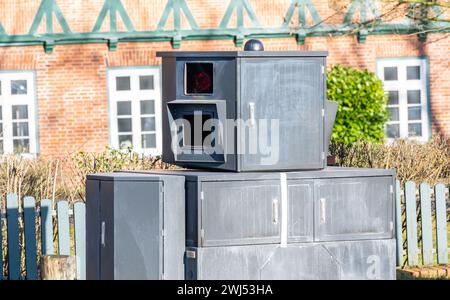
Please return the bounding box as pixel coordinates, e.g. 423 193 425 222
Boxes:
330 136 450 185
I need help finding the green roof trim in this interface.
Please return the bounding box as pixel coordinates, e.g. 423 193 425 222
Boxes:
29 0 72 35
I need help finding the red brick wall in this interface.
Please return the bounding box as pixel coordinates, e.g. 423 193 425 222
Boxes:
0 1 448 156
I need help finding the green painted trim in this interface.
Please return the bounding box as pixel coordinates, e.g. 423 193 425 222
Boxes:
376 56 432 141
92 0 135 33
219 0 260 29
283 0 322 28
0 21 447 50
157 0 198 31
344 0 380 24
29 0 72 35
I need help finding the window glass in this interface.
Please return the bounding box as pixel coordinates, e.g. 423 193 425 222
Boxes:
407 66 421 80
139 76 154 90
386 124 400 138
117 101 131 116
142 134 156 149
387 91 399 105
407 90 421 104
118 135 133 148
384 67 398 81
141 117 156 132
13 122 29 137
116 76 131 91
118 118 132 133
13 139 30 153
408 107 421 121
408 123 422 137
11 80 27 95
12 105 28 119
388 108 399 121
140 100 155 115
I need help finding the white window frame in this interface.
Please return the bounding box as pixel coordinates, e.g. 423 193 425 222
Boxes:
0 71 38 155
107 67 162 156
377 58 430 142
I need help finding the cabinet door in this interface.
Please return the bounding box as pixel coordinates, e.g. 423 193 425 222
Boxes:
114 181 163 280
288 180 314 242
314 177 394 242
100 180 114 280
240 58 325 170
201 180 281 246
86 179 100 280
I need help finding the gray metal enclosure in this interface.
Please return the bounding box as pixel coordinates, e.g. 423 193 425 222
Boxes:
86 173 185 280
144 168 395 248
157 51 327 172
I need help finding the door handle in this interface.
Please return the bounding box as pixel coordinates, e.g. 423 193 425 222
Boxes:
272 198 279 225
248 102 256 127
101 221 106 247
320 198 326 224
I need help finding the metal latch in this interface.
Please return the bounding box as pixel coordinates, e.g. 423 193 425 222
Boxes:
272 198 279 225
186 250 196 259
101 221 106 247
319 198 326 224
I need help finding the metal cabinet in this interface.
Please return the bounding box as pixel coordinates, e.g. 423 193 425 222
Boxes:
86 173 185 280
185 239 396 280
240 58 325 171
185 177 315 247
157 51 328 172
314 176 395 242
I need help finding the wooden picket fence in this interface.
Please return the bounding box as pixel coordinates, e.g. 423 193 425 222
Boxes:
0 195 86 280
396 181 449 267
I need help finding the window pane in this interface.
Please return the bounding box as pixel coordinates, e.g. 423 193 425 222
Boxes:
140 76 154 90
118 135 133 148
408 107 421 121
388 108 399 121
116 76 131 91
13 122 29 137
13 139 30 153
142 134 156 149
407 66 421 80
0 140 3 154
12 105 28 119
141 117 156 132
0 123 3 137
386 124 400 138
387 91 399 105
118 118 132 133
140 100 155 115
407 90 421 104
11 80 27 95
384 67 398 81
117 101 131 116
408 123 422 137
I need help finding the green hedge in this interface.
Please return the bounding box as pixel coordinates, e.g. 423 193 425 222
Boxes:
327 65 389 144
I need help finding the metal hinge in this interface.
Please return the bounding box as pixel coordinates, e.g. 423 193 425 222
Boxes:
200 191 204 201
322 152 326 160
321 65 325 74
322 109 325 117
161 229 165 238
390 185 394 194
186 250 196 259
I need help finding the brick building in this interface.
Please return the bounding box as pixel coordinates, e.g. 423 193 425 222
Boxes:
0 0 448 157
